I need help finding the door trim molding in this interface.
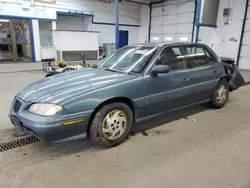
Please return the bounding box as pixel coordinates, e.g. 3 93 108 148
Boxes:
136 98 210 123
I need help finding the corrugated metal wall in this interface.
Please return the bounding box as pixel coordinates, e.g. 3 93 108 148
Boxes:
150 1 195 43
238 1 250 69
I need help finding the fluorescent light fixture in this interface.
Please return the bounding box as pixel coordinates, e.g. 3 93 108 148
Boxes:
165 37 173 41
180 37 188 41
0 19 9 22
152 37 159 41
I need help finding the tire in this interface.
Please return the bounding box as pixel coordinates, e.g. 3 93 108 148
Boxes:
89 102 133 147
210 78 229 109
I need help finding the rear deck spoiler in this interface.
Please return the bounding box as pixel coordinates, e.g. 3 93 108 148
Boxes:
220 56 235 64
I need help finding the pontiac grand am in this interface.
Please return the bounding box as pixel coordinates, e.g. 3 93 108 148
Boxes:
10 43 245 147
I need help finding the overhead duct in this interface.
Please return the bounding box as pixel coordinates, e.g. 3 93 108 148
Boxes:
98 0 112 3
34 0 56 4
97 0 148 5
97 0 123 3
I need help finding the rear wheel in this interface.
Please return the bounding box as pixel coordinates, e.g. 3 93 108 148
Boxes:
210 79 229 109
89 103 133 147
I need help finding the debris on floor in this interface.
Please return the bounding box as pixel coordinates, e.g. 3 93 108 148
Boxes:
141 131 148 136
155 130 161 135
130 132 136 136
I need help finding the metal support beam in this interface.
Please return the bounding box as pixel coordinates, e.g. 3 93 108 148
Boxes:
236 0 249 66
148 3 152 42
9 20 18 63
195 25 200 43
115 0 119 49
191 0 197 42
195 0 202 43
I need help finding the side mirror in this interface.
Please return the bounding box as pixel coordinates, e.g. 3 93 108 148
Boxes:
151 65 170 75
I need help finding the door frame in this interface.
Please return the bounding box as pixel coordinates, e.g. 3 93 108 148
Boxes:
0 16 35 63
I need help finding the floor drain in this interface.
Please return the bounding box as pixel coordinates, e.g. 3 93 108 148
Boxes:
0 136 40 152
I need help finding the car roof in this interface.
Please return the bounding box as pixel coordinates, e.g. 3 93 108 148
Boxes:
130 42 202 47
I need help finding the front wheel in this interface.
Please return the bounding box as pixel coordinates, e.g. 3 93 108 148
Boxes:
210 79 229 109
89 103 133 147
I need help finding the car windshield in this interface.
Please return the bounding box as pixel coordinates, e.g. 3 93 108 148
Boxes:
97 46 157 73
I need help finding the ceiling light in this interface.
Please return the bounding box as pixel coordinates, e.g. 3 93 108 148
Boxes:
0 19 9 22
180 37 188 41
152 37 159 41
165 37 173 41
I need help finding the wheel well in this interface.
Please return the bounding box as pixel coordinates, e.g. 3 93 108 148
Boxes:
221 76 229 82
223 65 233 81
87 97 135 137
220 76 234 92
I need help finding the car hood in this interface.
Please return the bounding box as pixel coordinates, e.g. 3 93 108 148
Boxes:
17 68 129 104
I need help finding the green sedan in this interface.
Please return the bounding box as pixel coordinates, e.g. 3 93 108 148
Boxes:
9 42 245 147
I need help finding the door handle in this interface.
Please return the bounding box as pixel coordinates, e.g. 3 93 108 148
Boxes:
182 77 189 81
213 70 217 74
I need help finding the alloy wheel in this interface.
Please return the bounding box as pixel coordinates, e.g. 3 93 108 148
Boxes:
102 110 127 140
217 85 227 104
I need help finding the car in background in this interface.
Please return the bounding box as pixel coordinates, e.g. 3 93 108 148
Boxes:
9 42 245 147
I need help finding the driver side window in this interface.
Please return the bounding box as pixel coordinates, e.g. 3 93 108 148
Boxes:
156 47 186 71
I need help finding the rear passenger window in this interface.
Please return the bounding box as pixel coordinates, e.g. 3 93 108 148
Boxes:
184 46 215 68
186 47 205 55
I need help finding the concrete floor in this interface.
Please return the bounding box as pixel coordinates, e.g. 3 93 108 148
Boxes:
1 70 250 188
240 70 250 82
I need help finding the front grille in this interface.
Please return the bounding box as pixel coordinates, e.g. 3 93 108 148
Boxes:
13 99 22 113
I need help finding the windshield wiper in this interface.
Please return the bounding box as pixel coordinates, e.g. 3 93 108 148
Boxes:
104 68 125 74
92 64 98 68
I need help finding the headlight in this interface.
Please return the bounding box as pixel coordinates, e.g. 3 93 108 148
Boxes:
29 103 62 116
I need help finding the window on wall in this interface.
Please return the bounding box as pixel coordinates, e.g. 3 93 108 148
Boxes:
156 46 186 71
184 45 216 68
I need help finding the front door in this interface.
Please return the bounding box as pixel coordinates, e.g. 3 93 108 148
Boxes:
142 46 191 117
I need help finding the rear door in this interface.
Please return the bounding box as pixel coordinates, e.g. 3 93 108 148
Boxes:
182 45 221 103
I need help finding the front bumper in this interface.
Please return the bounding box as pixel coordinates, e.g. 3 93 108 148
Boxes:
10 98 93 142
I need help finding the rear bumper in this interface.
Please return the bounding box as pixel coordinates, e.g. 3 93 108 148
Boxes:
9 110 93 142
223 62 245 90
229 67 245 90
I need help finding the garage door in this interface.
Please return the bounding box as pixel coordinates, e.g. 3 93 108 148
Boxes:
238 1 250 70
150 0 196 43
